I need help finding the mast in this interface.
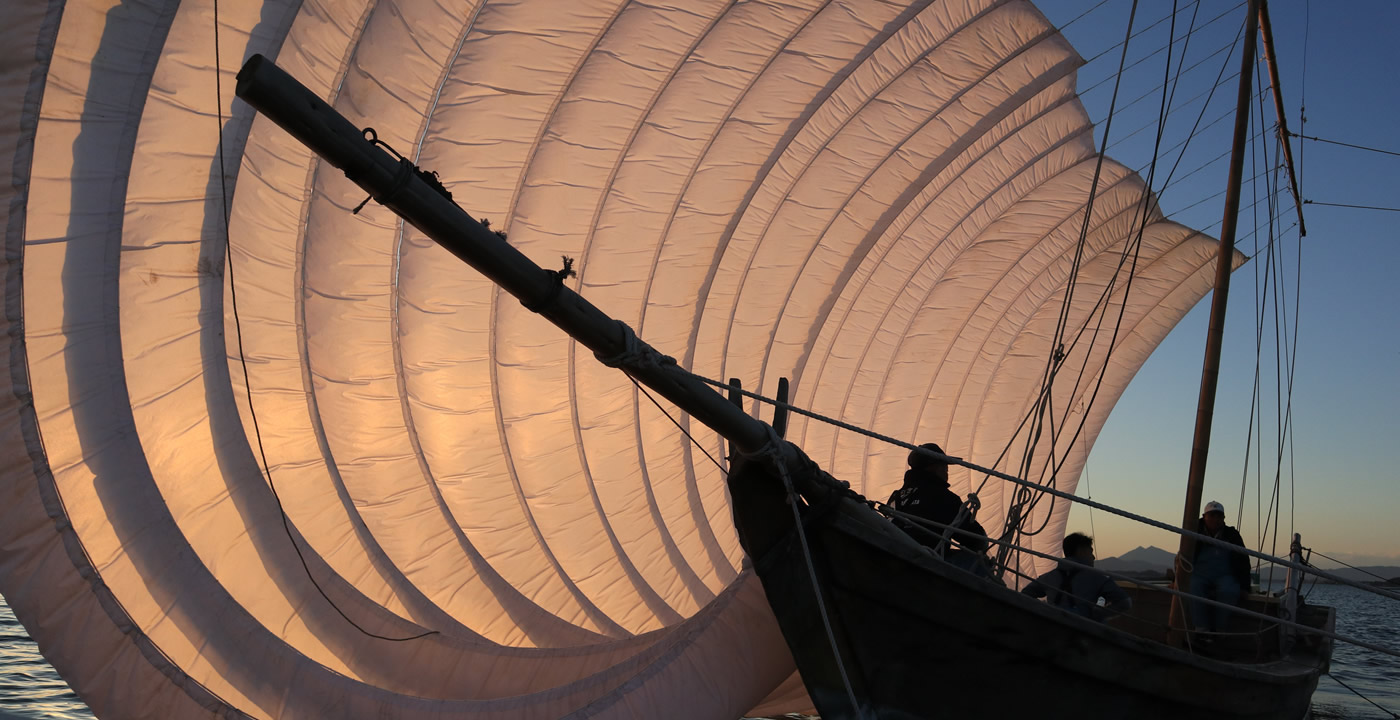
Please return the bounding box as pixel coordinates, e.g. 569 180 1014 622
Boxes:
1170 0 1260 642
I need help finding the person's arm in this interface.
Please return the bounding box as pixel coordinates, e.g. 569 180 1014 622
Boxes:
1227 527 1252 589
1022 573 1048 599
958 517 990 553
1099 577 1133 616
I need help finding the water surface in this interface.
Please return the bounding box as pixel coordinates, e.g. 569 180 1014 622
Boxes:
3 586 1396 718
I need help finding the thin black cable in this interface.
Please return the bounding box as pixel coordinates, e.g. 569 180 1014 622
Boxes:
1011 0 1223 540
1247 111 1286 587
1289 131 1400 158
1240 112 1268 553
1287 185 1302 539
1060 0 1118 33
1241 221 1298 262
624 374 728 476
1017 0 1189 540
980 30 1255 492
1104 66 1237 153
1081 456 1097 541
973 170 1263 509
1005 0 1144 558
1326 673 1400 719
1079 1 1239 70
1298 0 1309 200
1305 549 1396 584
1253 66 1278 559
1162 147 1283 227
1018 14 1286 553
1302 200 1400 213
1032 0 1196 519
1264 115 1286 587
1267 131 1301 546
1150 13 1247 191
213 0 434 643
1018 0 1216 548
1076 1 1201 99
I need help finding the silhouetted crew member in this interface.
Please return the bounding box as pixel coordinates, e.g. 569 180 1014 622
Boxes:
1022 532 1132 621
887 443 988 557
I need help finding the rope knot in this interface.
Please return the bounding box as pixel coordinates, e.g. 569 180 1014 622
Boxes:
521 256 578 313
479 217 509 240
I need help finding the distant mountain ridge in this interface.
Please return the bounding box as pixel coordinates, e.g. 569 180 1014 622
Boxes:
1097 546 1400 585
1099 545 1175 574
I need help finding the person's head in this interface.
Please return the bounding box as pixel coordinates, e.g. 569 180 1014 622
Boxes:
1203 500 1226 532
906 443 949 484
1062 532 1095 564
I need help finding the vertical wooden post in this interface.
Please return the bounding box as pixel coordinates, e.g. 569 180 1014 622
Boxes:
1169 0 1261 646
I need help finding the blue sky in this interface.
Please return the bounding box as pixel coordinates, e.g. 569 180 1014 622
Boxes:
1030 0 1399 567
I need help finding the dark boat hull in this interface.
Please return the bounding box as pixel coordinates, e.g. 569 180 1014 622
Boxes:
727 452 1332 720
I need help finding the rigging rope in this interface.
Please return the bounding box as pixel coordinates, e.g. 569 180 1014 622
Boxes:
214 0 435 644
1240 113 1269 551
1018 0 1193 542
1326 673 1400 719
983 5 1250 514
1288 131 1400 158
1079 1 1237 73
997 0 1145 574
879 504 1400 659
742 429 868 720
969 36 1258 506
630 366 1400 662
1302 200 1400 213
1304 549 1398 585
690 373 1400 605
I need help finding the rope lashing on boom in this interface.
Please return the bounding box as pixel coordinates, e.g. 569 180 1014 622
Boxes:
351 127 453 213
594 320 677 371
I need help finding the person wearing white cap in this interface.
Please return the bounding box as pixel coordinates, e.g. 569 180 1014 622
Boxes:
1189 500 1251 636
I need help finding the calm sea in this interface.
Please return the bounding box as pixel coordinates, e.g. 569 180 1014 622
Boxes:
3 584 1397 719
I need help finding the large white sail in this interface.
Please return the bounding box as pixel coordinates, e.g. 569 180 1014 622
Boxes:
0 0 1232 717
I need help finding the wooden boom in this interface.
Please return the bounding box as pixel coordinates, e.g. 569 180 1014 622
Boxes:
234 53 781 459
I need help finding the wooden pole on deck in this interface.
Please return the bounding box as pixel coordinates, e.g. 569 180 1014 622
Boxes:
1169 0 1261 646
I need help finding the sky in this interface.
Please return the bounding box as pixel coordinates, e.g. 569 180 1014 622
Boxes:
1028 0 1400 568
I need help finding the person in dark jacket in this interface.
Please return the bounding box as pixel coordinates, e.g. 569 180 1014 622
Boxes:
887 443 989 564
1022 532 1132 621
1189 500 1251 633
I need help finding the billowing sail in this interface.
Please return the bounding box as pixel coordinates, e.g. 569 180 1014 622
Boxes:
0 0 1233 718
